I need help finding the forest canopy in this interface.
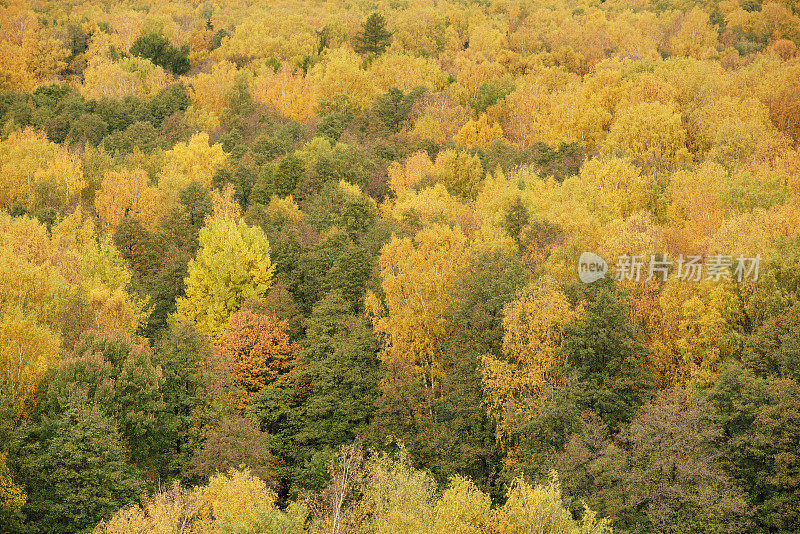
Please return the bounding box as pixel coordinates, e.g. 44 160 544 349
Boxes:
1 0 800 531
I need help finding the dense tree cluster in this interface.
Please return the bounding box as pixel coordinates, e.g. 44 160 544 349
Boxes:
1 0 800 531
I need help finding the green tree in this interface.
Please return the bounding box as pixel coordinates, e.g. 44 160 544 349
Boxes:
153 324 214 482
562 280 656 433
190 413 278 488
353 13 392 55
316 96 354 142
709 363 800 533
130 33 190 75
742 302 800 380
41 331 170 471
592 388 749 533
13 390 144 534
373 88 423 132
273 154 305 198
292 291 380 486
298 230 372 313
305 181 378 242
503 196 529 248
113 216 191 340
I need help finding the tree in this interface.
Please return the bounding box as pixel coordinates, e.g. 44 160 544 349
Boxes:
304 181 378 242
94 169 162 232
366 224 468 424
433 476 492 534
353 13 392 56
152 324 212 482
358 449 437 534
112 216 190 340
387 151 435 195
297 229 373 313
254 66 316 122
666 8 719 59
191 414 278 488
0 451 26 526
158 132 227 206
308 48 377 110
481 276 577 445
0 127 85 212
94 468 300 533
42 330 170 470
561 281 656 433
316 95 354 142
604 101 689 169
592 388 749 533
188 60 240 116
273 154 305 198
196 468 280 532
13 390 144 534
434 149 485 199
130 33 190 75
503 196 529 248
709 363 800 533
453 114 505 149
307 441 364 534
0 308 61 421
293 291 379 481
742 301 800 380
494 474 611 534
173 217 275 339
216 308 298 407
373 87 422 132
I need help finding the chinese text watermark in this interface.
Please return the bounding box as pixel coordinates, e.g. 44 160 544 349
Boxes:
578 253 761 283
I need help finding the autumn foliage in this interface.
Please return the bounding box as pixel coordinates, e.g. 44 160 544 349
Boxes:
1 0 800 530
216 309 297 407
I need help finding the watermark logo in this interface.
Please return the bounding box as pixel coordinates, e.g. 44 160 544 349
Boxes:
578 253 761 283
578 252 608 283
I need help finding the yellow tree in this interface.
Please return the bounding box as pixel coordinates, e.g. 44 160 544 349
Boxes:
382 183 477 237
0 215 75 332
158 132 227 207
0 308 61 419
604 101 689 169
651 279 739 390
0 40 33 91
189 60 242 116
432 476 492 534
387 151 435 195
501 79 551 148
565 156 655 223
453 114 505 149
368 52 447 93
196 468 279 532
173 217 275 339
666 8 719 59
451 50 505 104
481 277 577 442
253 65 316 121
666 162 727 252
0 451 26 519
408 92 471 145
51 209 149 336
81 56 170 100
493 474 611 534
308 47 377 110
94 169 163 232
0 128 85 211
366 224 468 422
434 149 485 199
